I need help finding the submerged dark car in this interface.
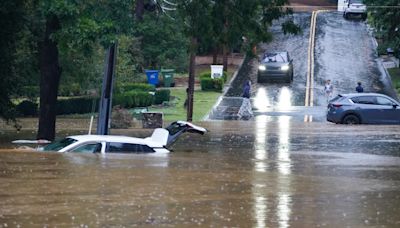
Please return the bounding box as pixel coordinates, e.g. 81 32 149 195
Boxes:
257 51 294 83
327 93 400 124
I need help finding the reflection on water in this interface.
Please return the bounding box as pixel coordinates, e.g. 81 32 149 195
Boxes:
252 115 292 227
277 87 292 108
278 116 291 176
254 87 271 112
254 115 269 172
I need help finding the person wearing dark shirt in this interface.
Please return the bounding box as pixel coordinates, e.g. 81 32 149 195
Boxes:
356 82 364 93
242 80 251 99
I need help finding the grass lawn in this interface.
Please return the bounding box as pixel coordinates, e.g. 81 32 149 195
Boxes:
388 67 400 94
148 88 221 122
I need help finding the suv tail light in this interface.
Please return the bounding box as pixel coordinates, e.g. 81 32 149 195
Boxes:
332 104 342 108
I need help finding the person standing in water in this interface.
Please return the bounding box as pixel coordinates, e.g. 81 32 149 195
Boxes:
242 80 251 99
324 79 333 102
356 82 364 93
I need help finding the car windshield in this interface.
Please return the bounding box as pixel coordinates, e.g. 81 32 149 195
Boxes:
262 52 288 63
42 138 77 151
350 0 363 4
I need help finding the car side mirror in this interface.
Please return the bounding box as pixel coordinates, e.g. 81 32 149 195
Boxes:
393 104 398 109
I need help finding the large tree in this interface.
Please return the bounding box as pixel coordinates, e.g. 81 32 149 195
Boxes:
176 0 213 121
0 0 25 126
32 0 136 140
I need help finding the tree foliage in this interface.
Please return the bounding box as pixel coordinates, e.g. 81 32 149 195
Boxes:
365 0 400 55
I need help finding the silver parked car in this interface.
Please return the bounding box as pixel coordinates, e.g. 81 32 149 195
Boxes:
343 0 367 20
257 51 294 83
327 93 400 124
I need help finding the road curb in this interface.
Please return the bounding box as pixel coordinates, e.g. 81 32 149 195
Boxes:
203 56 246 120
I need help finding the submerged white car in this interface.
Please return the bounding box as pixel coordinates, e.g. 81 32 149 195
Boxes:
36 121 207 154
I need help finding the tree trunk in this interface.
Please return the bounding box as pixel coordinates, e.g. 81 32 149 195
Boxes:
222 43 228 72
212 47 218 64
186 36 197 122
135 0 145 21
222 5 228 72
37 15 61 140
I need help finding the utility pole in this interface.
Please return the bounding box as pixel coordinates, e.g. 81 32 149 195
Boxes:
186 36 197 122
97 42 118 135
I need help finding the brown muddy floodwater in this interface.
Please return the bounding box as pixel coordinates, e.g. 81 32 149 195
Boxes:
2 118 400 227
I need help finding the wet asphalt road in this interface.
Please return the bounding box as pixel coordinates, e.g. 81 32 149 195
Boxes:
250 12 397 120
1 121 400 227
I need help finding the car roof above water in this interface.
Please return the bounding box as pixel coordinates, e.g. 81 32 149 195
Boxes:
67 135 149 144
339 92 391 98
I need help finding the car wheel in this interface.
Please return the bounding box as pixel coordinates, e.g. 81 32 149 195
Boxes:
342 114 360 124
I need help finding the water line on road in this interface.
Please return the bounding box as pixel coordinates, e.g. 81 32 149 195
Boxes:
306 11 316 107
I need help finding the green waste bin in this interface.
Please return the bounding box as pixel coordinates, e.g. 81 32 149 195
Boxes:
161 69 175 87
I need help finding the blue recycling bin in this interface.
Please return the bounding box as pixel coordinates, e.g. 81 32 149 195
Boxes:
145 70 159 86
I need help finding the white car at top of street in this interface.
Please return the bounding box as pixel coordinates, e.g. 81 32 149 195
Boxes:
343 0 367 20
20 121 207 154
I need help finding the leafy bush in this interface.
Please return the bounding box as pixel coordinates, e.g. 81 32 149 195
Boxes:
16 100 38 116
114 83 155 94
113 91 153 108
200 71 226 92
57 97 99 115
154 89 171 105
200 71 228 82
55 89 155 115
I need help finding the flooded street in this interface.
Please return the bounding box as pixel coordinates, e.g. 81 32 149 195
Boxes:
2 120 400 227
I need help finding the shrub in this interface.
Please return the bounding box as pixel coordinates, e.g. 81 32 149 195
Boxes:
200 75 225 92
56 97 99 115
113 91 153 108
154 89 171 105
16 100 38 116
199 71 228 82
114 83 155 94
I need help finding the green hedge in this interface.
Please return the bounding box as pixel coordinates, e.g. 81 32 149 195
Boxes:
114 83 155 94
113 91 154 108
154 89 171 105
55 92 154 115
200 71 227 92
57 97 99 115
200 71 228 82
16 100 38 116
